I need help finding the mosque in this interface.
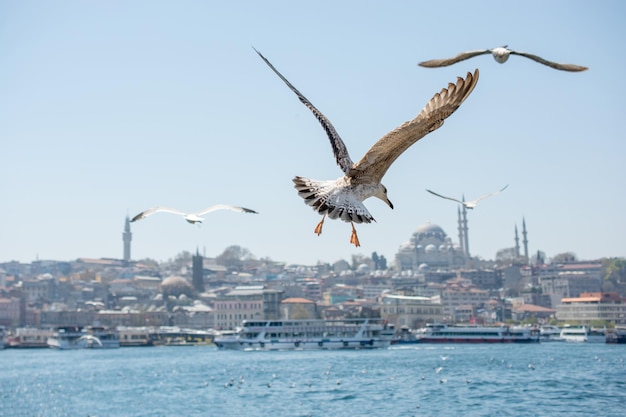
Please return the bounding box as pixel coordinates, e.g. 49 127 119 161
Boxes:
394 205 529 271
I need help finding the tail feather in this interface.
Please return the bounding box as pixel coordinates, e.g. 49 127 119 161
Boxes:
292 176 374 224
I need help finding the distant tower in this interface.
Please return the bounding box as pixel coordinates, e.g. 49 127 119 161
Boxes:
123 216 132 262
514 224 520 258
192 248 204 292
522 217 529 261
457 205 465 255
461 196 469 257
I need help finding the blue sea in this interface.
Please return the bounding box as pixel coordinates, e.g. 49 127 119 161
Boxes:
1 343 625 417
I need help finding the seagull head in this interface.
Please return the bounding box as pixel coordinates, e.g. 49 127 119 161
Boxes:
376 184 394 210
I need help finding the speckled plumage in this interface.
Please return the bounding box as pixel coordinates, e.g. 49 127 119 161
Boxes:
255 48 479 246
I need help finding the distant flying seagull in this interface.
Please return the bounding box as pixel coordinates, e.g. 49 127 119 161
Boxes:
418 46 588 72
426 185 509 209
130 204 258 224
255 48 479 247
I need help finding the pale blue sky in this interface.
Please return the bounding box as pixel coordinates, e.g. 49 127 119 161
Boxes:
1 1 624 266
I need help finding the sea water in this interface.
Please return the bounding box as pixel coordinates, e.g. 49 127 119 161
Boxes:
1 343 625 417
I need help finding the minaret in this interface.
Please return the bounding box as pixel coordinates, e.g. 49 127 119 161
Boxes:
457 205 465 255
461 196 470 257
514 224 520 258
123 216 132 262
522 217 529 261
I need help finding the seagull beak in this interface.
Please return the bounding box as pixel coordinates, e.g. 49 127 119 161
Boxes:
386 198 394 209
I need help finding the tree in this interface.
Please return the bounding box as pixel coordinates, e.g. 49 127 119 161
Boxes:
371 252 387 270
216 245 252 272
551 252 577 264
602 257 626 292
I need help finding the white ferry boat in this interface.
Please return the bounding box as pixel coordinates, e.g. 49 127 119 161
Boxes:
117 326 154 347
48 326 120 349
539 325 564 342
214 318 394 350
559 325 605 343
8 328 54 348
416 323 539 343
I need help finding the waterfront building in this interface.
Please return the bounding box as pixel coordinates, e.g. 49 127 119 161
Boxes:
436 287 490 321
280 297 317 320
213 286 265 330
539 262 603 308
0 297 21 327
555 292 626 324
380 293 444 329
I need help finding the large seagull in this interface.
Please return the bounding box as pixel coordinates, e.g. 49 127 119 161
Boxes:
130 204 258 224
255 48 479 247
426 185 509 209
418 46 588 72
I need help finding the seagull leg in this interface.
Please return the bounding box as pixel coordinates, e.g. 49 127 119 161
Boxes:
349 222 361 247
314 215 326 236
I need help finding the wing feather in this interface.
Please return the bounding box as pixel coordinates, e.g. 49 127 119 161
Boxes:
351 69 479 183
418 50 491 68
472 184 509 203
426 189 463 204
130 207 187 222
254 48 354 173
509 50 588 72
196 204 258 216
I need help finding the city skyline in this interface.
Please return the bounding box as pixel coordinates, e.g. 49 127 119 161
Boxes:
0 214 607 267
2 1 625 265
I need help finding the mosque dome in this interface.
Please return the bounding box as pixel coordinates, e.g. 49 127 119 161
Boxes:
425 244 437 253
414 222 445 236
418 263 430 271
399 241 412 251
160 276 194 297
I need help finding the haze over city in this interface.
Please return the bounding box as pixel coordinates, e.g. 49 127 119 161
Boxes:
1 1 624 265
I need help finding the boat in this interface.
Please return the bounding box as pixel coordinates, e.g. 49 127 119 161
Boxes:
390 325 420 345
539 325 564 342
7 328 54 348
214 318 394 350
415 323 539 343
47 326 120 349
0 326 6 349
606 328 626 344
559 325 605 343
150 326 214 346
117 326 154 347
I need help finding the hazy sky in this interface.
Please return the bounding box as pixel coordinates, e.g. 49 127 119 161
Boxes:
1 1 624 266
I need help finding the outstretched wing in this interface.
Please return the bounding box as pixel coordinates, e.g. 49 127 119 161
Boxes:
254 48 354 174
195 204 258 216
509 50 588 72
472 184 509 203
351 69 479 183
426 189 463 204
130 207 187 222
418 49 491 68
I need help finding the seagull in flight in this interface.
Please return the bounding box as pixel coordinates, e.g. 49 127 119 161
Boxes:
130 204 258 224
255 48 479 247
419 46 588 72
426 185 509 209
